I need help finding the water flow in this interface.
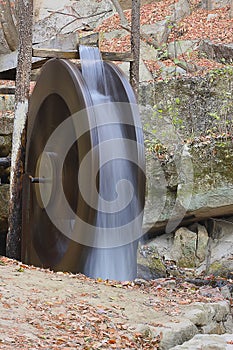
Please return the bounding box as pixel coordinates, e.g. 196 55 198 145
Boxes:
79 45 107 97
79 45 140 281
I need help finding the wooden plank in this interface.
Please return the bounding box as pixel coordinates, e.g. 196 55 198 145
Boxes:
32 48 134 62
0 86 15 94
0 68 16 80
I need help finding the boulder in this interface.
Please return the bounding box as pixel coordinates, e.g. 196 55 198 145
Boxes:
33 0 114 44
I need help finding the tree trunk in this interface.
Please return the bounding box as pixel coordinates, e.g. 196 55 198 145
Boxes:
130 0 140 98
0 0 18 51
6 0 33 260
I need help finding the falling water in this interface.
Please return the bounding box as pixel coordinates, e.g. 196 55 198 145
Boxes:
79 45 143 281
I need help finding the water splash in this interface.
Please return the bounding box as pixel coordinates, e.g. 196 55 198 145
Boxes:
79 45 144 280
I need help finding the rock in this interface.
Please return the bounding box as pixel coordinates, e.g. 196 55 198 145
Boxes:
140 40 158 61
0 135 12 157
118 58 153 82
167 40 198 59
201 0 230 9
0 116 14 135
103 29 128 42
0 94 14 114
141 19 170 45
197 218 233 277
199 40 233 64
145 232 174 261
170 0 191 22
170 227 197 268
140 69 233 233
196 224 209 262
160 65 187 79
185 300 232 334
0 166 10 184
33 0 114 44
137 245 167 280
157 320 198 350
170 334 233 349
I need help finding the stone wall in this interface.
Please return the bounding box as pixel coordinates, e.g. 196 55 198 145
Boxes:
140 67 233 233
0 116 13 255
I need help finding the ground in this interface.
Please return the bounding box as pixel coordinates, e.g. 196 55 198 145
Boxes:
0 256 232 349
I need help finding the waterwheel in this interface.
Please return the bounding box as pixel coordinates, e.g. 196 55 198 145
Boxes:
21 56 145 280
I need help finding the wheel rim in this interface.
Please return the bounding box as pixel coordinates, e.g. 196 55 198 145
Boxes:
22 58 145 279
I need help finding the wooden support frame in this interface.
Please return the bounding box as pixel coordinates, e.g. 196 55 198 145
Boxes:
3 1 141 258
32 48 134 62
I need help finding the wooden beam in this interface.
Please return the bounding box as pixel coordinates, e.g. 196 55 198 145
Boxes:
0 86 15 94
32 48 134 62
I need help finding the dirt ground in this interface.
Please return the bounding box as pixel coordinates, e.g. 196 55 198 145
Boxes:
0 256 231 349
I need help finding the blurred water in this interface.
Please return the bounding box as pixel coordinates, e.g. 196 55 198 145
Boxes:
79 45 142 280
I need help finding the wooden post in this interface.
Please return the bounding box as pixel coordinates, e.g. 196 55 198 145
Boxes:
130 0 140 98
6 0 33 260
